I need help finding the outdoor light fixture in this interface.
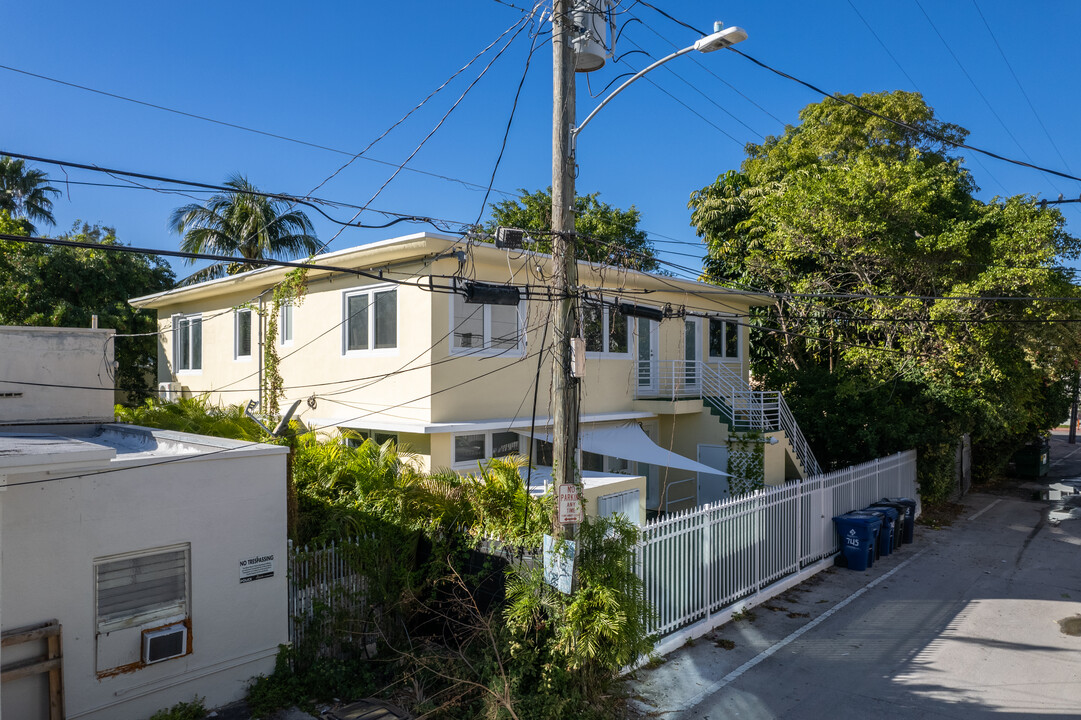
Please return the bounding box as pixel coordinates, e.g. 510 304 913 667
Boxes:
245 398 303 437
463 281 521 306
693 24 748 53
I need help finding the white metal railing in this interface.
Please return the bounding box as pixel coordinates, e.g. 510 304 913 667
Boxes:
636 450 917 638
636 360 821 476
664 476 697 513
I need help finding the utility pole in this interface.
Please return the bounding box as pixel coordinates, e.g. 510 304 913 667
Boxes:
551 0 580 538
1070 360 1079 444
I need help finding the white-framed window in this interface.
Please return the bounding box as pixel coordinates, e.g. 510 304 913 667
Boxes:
580 302 630 356
345 429 398 447
279 302 293 345
343 286 397 354
450 291 524 354
452 430 524 466
95 544 190 634
708 318 739 359
234 308 253 360
172 313 202 372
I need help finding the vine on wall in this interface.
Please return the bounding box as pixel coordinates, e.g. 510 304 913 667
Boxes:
728 431 765 496
261 268 308 415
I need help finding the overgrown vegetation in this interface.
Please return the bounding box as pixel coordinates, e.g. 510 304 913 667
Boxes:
691 91 1081 502
117 399 650 719
147 696 205 720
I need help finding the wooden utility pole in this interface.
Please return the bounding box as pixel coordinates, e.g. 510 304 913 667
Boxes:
551 0 580 538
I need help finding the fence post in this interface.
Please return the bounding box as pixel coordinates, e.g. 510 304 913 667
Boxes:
703 503 712 622
795 481 803 569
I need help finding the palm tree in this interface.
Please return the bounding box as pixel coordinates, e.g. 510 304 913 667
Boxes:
0 156 60 233
170 174 320 283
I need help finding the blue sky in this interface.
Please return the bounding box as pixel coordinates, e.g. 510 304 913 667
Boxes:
4 1 1080 281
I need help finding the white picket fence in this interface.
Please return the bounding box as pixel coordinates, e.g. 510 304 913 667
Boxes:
637 450 918 640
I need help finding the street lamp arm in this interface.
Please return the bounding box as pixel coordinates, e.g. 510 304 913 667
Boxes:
570 25 747 149
572 45 694 145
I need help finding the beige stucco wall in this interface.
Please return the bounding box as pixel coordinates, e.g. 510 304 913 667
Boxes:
0 326 115 425
581 474 647 525
0 427 288 720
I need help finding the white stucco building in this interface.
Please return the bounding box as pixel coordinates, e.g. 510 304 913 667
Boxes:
0 327 289 720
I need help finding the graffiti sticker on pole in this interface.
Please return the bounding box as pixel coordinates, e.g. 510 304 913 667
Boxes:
557 483 584 524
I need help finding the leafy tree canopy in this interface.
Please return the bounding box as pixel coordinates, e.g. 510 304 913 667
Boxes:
486 187 659 271
0 214 176 401
690 91 1081 499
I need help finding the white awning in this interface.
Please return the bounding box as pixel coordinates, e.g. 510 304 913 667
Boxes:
543 423 731 476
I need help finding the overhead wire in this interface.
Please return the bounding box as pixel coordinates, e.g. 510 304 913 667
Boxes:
0 63 518 200
630 0 1081 185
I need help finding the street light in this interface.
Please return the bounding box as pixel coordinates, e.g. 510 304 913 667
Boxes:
571 24 748 147
549 10 746 539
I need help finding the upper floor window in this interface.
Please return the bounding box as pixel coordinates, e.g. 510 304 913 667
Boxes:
279 302 293 345
581 302 629 355
235 308 252 360
343 287 397 354
172 314 202 372
451 292 522 353
708 318 739 359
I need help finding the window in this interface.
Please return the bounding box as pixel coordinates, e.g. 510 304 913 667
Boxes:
172 314 202 372
345 429 398 447
344 287 397 353
581 451 632 474
708 318 739 359
280 302 293 345
580 303 629 355
235 308 252 359
451 292 522 353
95 545 190 633
453 431 524 465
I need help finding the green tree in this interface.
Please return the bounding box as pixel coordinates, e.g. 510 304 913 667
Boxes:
0 214 176 402
690 91 1081 500
0 155 61 233
170 174 319 283
486 187 658 271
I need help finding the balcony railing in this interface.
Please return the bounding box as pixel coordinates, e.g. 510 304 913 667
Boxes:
636 360 821 476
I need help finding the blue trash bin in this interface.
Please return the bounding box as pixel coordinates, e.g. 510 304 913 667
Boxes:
860 503 895 553
882 497 916 544
871 500 908 548
833 513 881 571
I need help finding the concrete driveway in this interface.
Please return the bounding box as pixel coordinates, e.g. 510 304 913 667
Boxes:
629 433 1081 718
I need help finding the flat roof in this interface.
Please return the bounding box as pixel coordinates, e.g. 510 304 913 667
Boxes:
0 423 287 477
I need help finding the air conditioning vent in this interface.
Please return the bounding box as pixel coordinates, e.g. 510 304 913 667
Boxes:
158 382 182 402
142 623 187 664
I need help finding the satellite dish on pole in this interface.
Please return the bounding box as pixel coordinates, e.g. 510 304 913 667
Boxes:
572 0 614 72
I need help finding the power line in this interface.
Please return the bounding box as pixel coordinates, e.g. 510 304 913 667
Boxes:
0 64 518 199
1 150 466 234
969 0 1075 174
631 0 1081 185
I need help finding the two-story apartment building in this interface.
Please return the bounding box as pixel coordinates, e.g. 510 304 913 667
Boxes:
130 232 819 519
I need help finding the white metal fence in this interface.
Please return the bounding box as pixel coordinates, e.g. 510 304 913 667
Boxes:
287 451 917 649
637 450 917 638
288 537 372 659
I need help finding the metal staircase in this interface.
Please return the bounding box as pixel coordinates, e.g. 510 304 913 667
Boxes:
699 363 821 476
